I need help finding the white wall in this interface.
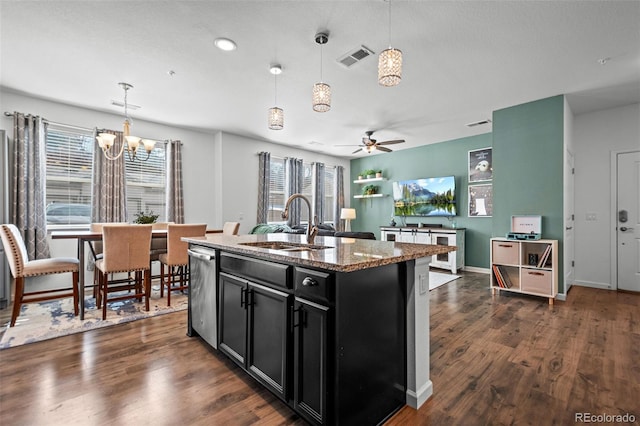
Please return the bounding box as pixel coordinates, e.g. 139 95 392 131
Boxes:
573 103 640 289
218 132 351 234
0 90 350 287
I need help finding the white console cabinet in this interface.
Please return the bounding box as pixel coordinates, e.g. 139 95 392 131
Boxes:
380 227 465 273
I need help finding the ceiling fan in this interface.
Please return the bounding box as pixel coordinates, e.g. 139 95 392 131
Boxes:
337 130 405 154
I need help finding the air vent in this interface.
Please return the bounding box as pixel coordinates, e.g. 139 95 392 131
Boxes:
337 45 374 68
110 100 141 110
466 119 492 128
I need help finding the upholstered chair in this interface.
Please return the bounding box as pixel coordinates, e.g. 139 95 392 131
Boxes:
222 222 240 235
95 224 152 320
158 223 207 306
149 222 173 281
0 224 79 327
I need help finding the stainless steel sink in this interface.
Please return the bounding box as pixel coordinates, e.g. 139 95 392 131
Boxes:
239 241 333 252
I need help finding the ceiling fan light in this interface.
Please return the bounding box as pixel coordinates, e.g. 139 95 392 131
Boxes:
312 82 331 112
378 47 402 87
268 107 284 130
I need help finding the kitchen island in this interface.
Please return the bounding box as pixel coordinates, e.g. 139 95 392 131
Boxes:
182 232 455 425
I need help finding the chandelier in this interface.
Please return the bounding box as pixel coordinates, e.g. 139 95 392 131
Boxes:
96 82 156 161
268 65 284 130
312 32 331 112
378 0 403 87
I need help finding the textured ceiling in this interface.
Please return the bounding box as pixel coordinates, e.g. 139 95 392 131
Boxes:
1 1 639 157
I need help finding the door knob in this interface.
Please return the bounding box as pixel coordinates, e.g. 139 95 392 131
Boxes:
620 226 634 232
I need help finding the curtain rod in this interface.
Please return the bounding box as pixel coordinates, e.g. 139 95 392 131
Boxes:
5 111 94 132
6 112 181 143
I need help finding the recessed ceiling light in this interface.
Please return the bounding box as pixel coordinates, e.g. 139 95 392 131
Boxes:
214 37 237 51
597 57 610 65
269 64 282 75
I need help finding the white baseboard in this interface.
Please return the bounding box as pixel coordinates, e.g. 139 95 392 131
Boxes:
406 379 433 409
462 266 490 274
574 280 613 290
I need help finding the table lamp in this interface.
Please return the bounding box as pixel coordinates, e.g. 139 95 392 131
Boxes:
340 208 356 232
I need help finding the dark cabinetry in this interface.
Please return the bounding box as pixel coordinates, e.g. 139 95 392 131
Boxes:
217 252 406 425
219 255 292 400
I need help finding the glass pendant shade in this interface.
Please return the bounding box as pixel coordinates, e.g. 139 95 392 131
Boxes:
378 47 403 87
312 82 331 112
142 139 157 152
97 133 116 150
268 107 284 130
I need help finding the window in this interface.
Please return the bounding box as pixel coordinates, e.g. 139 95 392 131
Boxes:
266 156 337 225
44 123 166 226
125 146 166 223
45 125 94 226
324 166 335 224
268 157 285 223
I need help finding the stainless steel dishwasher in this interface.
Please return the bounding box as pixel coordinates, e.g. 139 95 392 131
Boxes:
187 246 217 349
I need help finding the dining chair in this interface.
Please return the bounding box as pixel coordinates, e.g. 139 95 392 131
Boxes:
150 222 173 282
222 221 240 235
158 223 207 306
0 224 79 327
95 224 152 320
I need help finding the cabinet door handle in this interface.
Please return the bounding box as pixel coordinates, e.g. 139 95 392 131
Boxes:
302 277 318 287
528 271 545 276
240 288 246 308
498 244 513 248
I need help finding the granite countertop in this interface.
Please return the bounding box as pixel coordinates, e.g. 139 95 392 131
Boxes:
183 233 456 273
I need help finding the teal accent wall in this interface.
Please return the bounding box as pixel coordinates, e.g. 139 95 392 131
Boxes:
492 95 565 291
350 133 493 269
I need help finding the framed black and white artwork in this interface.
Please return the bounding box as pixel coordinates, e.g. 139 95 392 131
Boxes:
468 147 493 182
468 184 493 217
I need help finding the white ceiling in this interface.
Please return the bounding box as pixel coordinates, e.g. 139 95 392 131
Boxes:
1 1 639 158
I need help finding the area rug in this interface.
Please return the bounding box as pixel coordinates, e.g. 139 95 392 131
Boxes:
0 288 187 350
430 271 461 291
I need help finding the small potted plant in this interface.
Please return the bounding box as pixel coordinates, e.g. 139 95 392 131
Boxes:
133 210 159 224
375 169 383 178
363 169 376 179
363 184 378 196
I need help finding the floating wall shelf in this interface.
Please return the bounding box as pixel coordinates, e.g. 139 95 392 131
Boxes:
353 194 387 199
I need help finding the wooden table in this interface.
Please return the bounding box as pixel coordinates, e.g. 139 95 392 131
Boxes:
52 228 223 319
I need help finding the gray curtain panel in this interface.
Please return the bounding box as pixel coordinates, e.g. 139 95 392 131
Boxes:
91 129 128 223
284 157 303 227
333 165 345 231
312 162 325 224
11 112 50 259
256 151 270 224
166 140 184 224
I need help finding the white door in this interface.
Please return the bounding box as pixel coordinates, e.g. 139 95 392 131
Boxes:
617 151 640 292
564 150 575 292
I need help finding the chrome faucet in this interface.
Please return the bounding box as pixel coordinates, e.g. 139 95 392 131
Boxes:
282 193 319 244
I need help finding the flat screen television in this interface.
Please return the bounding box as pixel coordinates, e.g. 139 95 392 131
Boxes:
392 176 456 217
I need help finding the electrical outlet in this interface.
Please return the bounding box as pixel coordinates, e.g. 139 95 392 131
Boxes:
586 213 597 221
419 274 428 294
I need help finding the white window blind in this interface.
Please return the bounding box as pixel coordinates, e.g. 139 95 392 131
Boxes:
125 145 166 222
45 125 94 225
324 166 335 224
44 123 167 226
268 157 285 222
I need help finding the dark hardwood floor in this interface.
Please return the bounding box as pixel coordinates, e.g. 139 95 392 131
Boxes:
0 271 638 425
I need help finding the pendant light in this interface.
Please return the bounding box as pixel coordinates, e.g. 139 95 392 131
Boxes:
378 0 403 87
268 64 284 130
96 82 157 161
312 32 331 112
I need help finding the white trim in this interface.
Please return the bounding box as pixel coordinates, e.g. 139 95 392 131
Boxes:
609 149 640 291
463 266 490 274
406 380 433 409
574 280 613 290
610 151 618 290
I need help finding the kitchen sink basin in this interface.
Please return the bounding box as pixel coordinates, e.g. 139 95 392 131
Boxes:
239 241 333 252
